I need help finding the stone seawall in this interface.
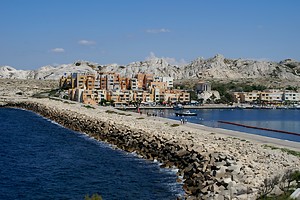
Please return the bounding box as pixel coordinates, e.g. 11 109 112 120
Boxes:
4 100 300 200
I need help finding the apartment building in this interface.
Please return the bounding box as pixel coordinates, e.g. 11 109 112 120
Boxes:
132 90 144 102
283 90 300 102
150 81 167 90
240 91 260 103
59 74 72 89
153 76 174 89
86 74 95 90
151 88 165 102
234 89 300 104
162 77 174 89
60 72 189 105
178 91 190 104
163 89 190 104
130 78 138 90
82 90 98 105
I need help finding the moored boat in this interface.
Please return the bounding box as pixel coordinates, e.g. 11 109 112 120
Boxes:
175 110 197 116
173 104 184 110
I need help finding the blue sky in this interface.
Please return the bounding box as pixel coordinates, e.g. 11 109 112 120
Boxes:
1 0 300 69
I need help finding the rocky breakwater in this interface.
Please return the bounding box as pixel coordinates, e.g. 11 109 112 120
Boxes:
5 99 300 200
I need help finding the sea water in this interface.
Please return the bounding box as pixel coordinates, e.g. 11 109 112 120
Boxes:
146 108 300 143
0 108 184 200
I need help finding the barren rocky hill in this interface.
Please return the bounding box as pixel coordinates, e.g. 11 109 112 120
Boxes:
1 54 299 87
0 79 58 97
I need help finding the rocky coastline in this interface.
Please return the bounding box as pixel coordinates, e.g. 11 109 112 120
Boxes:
2 98 300 200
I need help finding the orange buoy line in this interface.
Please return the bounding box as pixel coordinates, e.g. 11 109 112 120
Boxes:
217 120 300 137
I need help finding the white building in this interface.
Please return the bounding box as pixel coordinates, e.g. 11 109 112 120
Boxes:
153 76 174 89
130 78 138 90
283 91 300 102
162 77 174 89
195 81 220 103
197 91 220 103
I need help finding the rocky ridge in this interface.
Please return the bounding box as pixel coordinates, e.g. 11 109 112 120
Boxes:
1 55 299 85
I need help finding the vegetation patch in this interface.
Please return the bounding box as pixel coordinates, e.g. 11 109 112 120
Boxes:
281 148 300 157
257 169 300 199
170 124 180 127
262 144 300 157
136 117 144 120
105 110 117 114
258 192 295 200
83 105 95 109
63 101 75 104
105 110 131 116
32 92 50 98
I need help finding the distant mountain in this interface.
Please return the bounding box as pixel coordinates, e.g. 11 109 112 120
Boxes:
1 55 299 84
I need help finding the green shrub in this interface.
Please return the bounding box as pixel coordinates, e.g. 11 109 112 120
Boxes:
83 105 95 109
170 124 180 127
262 145 300 157
105 110 117 114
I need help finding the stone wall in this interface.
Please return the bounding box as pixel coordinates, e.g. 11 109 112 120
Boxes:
5 101 255 199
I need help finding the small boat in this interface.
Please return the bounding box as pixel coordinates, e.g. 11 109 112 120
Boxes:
293 105 300 109
175 110 197 116
173 104 183 110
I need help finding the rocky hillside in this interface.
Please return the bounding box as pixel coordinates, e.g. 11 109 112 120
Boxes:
0 62 97 80
183 54 300 80
1 55 299 85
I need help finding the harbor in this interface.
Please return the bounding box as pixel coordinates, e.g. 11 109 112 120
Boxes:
2 97 300 199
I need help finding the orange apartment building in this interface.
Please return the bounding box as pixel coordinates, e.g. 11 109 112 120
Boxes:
164 89 190 104
61 72 188 105
135 73 153 90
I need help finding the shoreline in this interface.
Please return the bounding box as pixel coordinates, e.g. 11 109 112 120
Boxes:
2 97 300 199
124 107 300 151
141 113 300 152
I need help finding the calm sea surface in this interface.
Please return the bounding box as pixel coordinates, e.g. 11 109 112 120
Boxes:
0 108 184 200
141 108 300 143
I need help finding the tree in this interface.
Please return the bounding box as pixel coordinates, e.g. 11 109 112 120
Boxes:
109 99 115 106
291 170 300 188
258 175 280 199
286 86 298 92
210 94 217 103
99 99 107 106
206 98 212 104
198 98 204 105
188 90 198 101
278 169 295 194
